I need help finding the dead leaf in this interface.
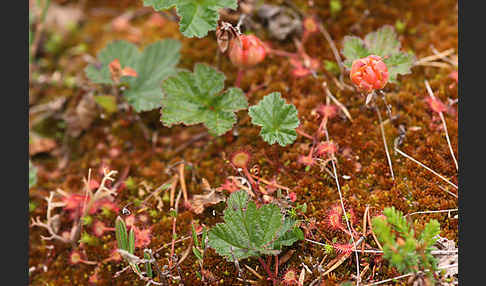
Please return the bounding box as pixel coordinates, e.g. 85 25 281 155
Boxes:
188 179 225 214
256 5 302 41
44 3 83 34
434 236 458 285
29 133 57 155
63 93 98 137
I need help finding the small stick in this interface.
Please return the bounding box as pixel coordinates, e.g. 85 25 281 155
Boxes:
169 189 182 268
178 164 188 204
324 128 361 285
169 174 178 208
437 185 458 198
323 82 353 121
316 22 345 81
395 148 458 189
363 263 458 286
362 206 370 254
405 208 458 217
424 80 458 170
374 103 395 180
414 62 451 69
244 264 264 280
415 49 455 65
367 210 383 251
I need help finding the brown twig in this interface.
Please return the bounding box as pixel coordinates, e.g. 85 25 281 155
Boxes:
178 164 188 204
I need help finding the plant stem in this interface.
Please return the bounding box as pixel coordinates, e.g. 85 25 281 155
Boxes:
257 256 276 284
235 69 244 88
374 103 395 180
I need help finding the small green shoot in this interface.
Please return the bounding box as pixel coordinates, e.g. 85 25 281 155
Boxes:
29 160 37 188
372 207 440 277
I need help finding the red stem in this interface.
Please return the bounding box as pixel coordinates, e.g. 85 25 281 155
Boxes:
235 69 244 88
258 256 276 284
169 215 177 268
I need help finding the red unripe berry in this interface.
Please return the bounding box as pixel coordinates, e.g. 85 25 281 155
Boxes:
350 55 389 93
229 34 266 68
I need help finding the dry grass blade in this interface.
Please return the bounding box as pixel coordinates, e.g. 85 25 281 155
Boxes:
395 148 458 190
424 80 458 170
323 82 353 121
324 128 361 285
375 104 395 180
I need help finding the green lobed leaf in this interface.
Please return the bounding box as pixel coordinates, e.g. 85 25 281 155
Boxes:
161 63 248 136
85 39 181 112
208 191 302 262
248 92 300 147
144 0 238 38
342 36 370 68
384 52 415 83
364 25 401 57
29 160 37 189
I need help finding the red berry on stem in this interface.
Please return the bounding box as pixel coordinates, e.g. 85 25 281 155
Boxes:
350 55 389 93
229 34 266 68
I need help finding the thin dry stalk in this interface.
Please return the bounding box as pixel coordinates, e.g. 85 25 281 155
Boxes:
395 148 458 189
415 49 455 65
374 104 395 180
169 174 178 208
362 206 370 254
424 80 458 170
323 82 353 121
169 189 182 268
178 163 189 204
244 264 264 280
405 208 458 217
367 210 383 251
316 22 346 84
324 128 361 285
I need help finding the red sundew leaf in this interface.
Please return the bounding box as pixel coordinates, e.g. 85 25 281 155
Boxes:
333 243 354 254
315 104 338 119
425 96 447 113
315 141 338 157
